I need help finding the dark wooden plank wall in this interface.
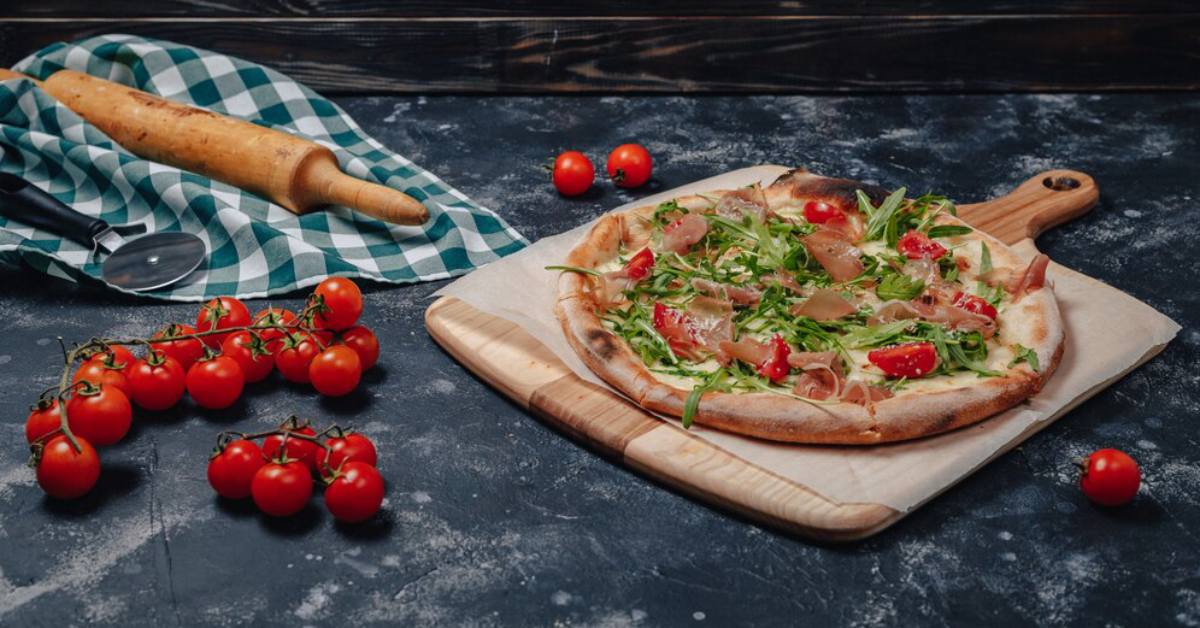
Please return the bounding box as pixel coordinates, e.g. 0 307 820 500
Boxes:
2 2 1198 93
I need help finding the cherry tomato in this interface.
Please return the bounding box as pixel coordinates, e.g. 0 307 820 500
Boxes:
66 384 132 447
316 433 378 477
606 144 652 189
314 277 364 331
196 297 251 348
652 302 697 356
803 201 846 225
207 439 266 499
339 326 379 371
221 331 275 383
251 308 297 352
276 333 321 384
251 461 313 517
26 399 62 444
309 346 362 397
623 248 655 281
1080 449 1140 506
83 345 134 368
263 427 320 474
126 352 187 411
952 291 998 320
324 461 385 523
186 356 244 410
898 230 948 260
868 342 938 379
72 355 132 398
37 435 100 499
153 323 206 372
757 334 792 383
550 151 594 196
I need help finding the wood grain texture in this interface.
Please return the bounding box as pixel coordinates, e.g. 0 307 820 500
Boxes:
2 15 1197 93
958 169 1099 244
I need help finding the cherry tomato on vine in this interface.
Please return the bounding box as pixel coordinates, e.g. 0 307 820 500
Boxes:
550 151 594 196
252 460 313 517
221 331 275 383
309 346 362 397
275 333 321 384
196 297 251 348
324 461 385 523
37 435 101 499
316 432 378 477
606 144 652 189
84 344 134 368
207 439 266 499
1080 448 1141 507
127 352 187 411
251 308 297 351
314 277 364 331
338 326 379 371
153 323 206 372
26 399 62 444
72 355 133 398
66 384 132 447
186 356 244 410
868 342 938 379
263 427 320 474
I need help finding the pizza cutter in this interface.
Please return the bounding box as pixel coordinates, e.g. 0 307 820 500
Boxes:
0 173 206 292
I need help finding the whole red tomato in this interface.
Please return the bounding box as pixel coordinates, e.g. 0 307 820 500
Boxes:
324 461 385 523
1080 448 1141 507
252 461 313 517
550 151 594 196
83 344 134 368
186 356 244 410
221 331 275 383
72 355 132 398
316 432 378 477
127 352 186 411
276 333 321 384
26 399 62 444
37 435 101 499
339 326 379 370
309 346 362 397
251 308 296 351
314 277 363 331
66 384 132 447
153 323 205 371
196 297 251 348
263 427 320 474
803 201 846 225
606 144 652 188
207 439 266 499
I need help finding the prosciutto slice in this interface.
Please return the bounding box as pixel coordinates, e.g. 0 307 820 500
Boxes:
714 186 773 223
801 229 864 282
691 277 762 306
840 379 895 406
661 213 709 254
765 270 807 296
1005 253 1050 301
790 289 857 321
718 337 771 366
685 297 734 358
867 298 995 339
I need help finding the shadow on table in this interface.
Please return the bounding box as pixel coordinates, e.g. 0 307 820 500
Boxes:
42 462 141 518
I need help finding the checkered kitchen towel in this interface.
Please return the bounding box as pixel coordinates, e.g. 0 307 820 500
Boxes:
0 34 527 300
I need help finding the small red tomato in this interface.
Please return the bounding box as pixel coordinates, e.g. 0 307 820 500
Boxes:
26 399 62 444
1080 449 1141 507
251 461 313 517
263 427 320 474
221 331 275 383
324 461 385 523
72 356 133 398
652 302 698 357
316 433 378 477
37 435 101 499
757 334 792 383
952 291 998 320
196 297 252 348
898 230 948 260
126 352 187 411
186 356 244 410
251 308 297 352
309 346 362 397
314 277 364 331
276 333 321 384
207 439 266 499
66 384 132 447
803 201 846 224
550 151 594 196
623 248 655 281
83 345 134 368
868 342 938 379
606 144 652 189
153 323 206 372
339 326 379 371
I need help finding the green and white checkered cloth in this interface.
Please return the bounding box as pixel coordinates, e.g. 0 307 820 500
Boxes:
0 34 527 300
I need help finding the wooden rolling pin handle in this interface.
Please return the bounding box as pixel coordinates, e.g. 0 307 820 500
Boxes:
299 154 430 226
0 69 40 86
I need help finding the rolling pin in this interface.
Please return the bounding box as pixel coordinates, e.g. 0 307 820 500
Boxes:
0 69 429 225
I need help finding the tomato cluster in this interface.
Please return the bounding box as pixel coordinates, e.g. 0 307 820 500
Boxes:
208 417 384 523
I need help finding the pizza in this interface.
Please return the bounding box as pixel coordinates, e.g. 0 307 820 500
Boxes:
554 168 1064 445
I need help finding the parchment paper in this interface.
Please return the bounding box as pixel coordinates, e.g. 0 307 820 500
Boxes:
434 166 1181 512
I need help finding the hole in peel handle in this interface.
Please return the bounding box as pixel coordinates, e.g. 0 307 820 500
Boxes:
0 173 109 247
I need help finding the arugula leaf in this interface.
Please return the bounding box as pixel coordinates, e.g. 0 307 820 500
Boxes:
544 265 604 277
861 187 907 242
875 274 925 301
927 225 973 238
976 242 993 295
682 368 726 428
841 320 915 349
1008 344 1040 371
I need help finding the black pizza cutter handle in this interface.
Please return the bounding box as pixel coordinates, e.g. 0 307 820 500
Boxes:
0 172 110 247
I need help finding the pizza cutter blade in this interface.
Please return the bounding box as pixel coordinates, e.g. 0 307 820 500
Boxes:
0 172 207 292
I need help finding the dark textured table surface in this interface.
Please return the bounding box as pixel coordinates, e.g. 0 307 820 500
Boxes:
0 94 1197 627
